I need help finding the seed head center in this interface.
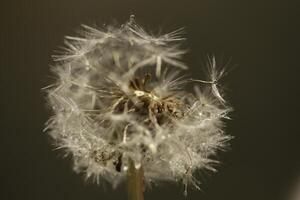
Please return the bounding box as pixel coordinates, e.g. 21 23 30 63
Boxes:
134 90 159 101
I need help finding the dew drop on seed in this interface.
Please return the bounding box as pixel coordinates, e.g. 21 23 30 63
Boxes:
135 162 141 169
183 185 188 197
123 166 128 171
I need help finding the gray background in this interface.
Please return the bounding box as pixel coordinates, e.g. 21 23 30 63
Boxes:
1 0 299 200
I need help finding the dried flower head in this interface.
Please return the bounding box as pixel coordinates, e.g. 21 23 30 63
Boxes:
44 16 231 192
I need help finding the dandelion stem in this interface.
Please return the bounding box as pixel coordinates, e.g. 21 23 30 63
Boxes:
127 159 144 200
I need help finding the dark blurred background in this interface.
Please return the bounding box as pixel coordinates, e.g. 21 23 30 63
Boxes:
1 0 299 200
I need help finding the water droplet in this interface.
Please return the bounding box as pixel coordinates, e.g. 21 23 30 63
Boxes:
183 190 187 197
149 143 157 153
135 162 141 169
183 185 188 197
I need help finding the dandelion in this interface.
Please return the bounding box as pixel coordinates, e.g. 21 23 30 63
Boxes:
44 16 232 199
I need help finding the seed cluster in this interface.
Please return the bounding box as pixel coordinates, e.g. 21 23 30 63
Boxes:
45 17 231 190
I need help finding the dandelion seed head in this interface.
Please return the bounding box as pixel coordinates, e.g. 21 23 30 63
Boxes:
44 17 231 191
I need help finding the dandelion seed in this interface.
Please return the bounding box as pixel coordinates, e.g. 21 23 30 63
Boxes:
44 16 232 196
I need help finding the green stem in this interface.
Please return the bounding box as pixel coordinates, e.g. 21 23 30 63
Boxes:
127 159 144 200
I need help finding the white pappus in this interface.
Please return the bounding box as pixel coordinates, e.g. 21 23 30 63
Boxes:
44 16 232 193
